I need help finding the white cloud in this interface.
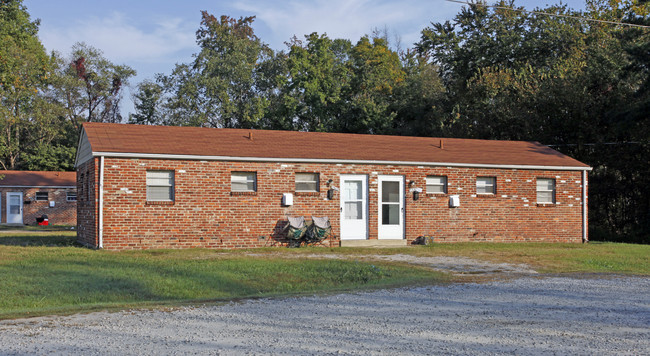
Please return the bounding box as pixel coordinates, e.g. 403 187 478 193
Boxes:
233 0 459 50
38 12 197 64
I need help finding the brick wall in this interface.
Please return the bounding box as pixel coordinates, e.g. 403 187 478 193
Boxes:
76 159 97 247
0 187 76 225
76 157 587 250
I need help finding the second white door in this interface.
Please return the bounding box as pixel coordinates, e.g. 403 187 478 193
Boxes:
378 175 404 239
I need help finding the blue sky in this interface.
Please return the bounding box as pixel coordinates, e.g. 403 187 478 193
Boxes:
23 0 586 116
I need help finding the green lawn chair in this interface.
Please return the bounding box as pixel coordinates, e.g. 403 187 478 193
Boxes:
306 216 332 245
285 216 308 247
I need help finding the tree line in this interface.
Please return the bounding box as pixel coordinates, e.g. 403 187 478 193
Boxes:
1 0 648 243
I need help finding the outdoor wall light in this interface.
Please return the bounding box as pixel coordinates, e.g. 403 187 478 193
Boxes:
409 180 422 201
326 179 337 200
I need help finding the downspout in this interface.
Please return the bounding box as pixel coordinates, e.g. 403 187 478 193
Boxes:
98 156 104 249
582 169 588 243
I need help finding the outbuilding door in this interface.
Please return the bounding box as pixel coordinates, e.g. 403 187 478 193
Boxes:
6 192 23 224
377 175 405 240
340 175 368 240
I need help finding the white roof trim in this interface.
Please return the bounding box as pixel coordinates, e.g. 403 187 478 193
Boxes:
0 185 75 189
91 151 593 171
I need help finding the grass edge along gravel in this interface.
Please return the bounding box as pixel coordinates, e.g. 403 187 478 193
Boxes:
1 232 648 319
0 237 447 320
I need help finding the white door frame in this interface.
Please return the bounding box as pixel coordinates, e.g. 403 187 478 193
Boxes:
377 175 405 240
6 192 24 224
339 174 368 240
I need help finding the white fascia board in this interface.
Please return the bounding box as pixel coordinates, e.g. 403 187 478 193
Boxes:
0 185 76 188
92 151 593 171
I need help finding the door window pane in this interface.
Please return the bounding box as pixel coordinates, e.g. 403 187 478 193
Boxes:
381 181 400 203
344 181 362 200
344 201 362 220
382 204 399 225
9 196 20 214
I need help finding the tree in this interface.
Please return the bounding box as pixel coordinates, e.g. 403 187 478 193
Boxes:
128 80 164 125
48 42 136 131
0 0 52 169
160 13 272 128
417 0 650 243
274 33 352 132
390 50 446 137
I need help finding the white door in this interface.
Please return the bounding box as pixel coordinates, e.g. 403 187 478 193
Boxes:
378 175 404 239
6 192 23 224
340 175 368 240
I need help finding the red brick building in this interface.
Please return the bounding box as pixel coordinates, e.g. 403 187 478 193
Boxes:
75 123 591 250
0 171 77 226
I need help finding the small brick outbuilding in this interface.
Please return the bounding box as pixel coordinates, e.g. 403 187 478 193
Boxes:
75 123 591 250
0 171 77 226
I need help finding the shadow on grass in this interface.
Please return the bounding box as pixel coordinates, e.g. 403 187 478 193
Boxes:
0 234 79 247
0 225 75 232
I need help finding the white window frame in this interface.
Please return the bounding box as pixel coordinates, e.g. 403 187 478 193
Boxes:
66 191 77 202
146 170 175 202
295 173 319 192
426 175 447 194
35 192 49 201
231 172 257 192
536 178 556 204
476 177 496 195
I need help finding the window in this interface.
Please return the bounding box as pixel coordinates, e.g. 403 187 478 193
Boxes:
146 170 174 201
426 176 447 194
537 178 556 204
67 191 77 201
295 173 319 192
35 192 48 201
231 172 256 192
79 173 84 201
476 177 496 194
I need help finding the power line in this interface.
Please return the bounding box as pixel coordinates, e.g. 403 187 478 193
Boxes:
445 0 650 29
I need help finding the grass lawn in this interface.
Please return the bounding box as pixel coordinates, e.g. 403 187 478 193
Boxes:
0 232 444 320
287 242 650 275
0 231 647 320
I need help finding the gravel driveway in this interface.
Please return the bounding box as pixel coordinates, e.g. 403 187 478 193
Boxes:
1 276 648 355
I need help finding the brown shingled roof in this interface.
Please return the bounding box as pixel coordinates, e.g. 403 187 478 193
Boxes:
0 171 76 186
82 122 589 169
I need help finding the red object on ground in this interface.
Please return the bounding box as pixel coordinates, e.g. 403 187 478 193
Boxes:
38 219 49 226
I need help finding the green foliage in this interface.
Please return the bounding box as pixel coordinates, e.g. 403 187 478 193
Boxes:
417 0 650 243
160 14 271 128
49 42 136 130
0 0 51 169
128 80 164 125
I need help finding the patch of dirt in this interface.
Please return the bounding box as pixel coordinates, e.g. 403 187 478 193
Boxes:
245 252 538 276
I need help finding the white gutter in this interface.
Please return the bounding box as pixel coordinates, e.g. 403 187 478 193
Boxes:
582 170 588 243
90 151 593 172
98 156 104 249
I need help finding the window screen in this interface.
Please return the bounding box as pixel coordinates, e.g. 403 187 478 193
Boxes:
426 176 447 194
146 170 174 201
231 172 256 192
476 177 496 194
295 173 319 192
537 178 556 203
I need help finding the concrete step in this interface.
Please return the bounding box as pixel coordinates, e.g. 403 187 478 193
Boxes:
340 239 407 248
